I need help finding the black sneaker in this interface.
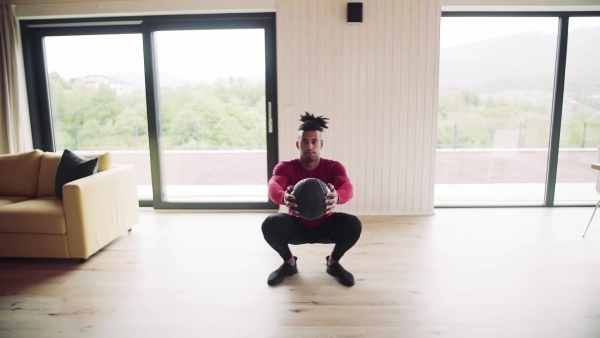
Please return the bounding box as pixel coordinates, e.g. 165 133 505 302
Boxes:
326 256 355 287
267 256 298 286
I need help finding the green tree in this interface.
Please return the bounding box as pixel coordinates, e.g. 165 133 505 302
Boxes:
48 72 266 151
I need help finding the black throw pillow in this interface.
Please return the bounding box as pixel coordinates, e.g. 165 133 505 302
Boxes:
55 149 99 199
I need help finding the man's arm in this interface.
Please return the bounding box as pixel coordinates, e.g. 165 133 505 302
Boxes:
331 162 353 205
268 175 288 205
268 163 300 217
268 162 291 205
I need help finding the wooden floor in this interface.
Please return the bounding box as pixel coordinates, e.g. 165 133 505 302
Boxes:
1 207 600 338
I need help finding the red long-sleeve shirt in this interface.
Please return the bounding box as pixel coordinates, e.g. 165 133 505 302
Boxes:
268 158 354 227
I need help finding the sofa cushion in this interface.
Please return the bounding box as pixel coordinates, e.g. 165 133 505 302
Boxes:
0 196 30 207
55 149 99 199
38 151 112 198
0 150 43 197
0 197 66 235
37 152 62 197
77 151 112 172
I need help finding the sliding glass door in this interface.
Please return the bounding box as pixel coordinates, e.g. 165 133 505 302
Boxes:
43 34 153 201
436 12 600 207
436 16 558 206
554 17 600 204
153 29 268 203
21 13 278 210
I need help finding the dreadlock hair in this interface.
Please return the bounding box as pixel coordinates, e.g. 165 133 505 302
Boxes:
298 112 329 132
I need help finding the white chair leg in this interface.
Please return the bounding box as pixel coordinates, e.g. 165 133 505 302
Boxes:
583 200 600 237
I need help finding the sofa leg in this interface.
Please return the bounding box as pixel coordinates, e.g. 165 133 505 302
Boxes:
79 258 87 263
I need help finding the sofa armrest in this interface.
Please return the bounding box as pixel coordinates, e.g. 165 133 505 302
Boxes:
62 165 139 259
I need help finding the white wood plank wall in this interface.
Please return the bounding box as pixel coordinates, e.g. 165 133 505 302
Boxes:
276 0 440 215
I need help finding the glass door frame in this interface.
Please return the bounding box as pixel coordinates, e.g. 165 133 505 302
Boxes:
21 13 279 210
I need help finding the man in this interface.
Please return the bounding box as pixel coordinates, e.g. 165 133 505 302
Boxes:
262 112 362 287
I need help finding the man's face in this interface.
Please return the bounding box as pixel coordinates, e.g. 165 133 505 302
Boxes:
297 130 323 163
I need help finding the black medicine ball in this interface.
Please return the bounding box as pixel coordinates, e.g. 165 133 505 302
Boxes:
292 178 331 220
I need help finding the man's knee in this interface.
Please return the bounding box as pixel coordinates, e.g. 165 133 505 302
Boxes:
348 214 362 238
261 214 278 235
262 213 291 236
338 213 362 236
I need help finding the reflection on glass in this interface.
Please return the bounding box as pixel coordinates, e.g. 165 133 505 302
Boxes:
555 17 600 204
436 17 558 205
44 34 152 200
154 29 268 202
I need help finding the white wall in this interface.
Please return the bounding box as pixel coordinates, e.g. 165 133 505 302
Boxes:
8 0 277 18
276 0 439 215
3 0 597 17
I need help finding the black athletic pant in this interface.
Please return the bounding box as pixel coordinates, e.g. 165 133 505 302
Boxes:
262 212 362 262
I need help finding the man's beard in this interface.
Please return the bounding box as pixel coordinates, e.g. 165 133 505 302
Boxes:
301 152 318 162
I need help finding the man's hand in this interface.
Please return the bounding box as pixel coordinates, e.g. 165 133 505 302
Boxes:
325 183 338 213
283 185 299 217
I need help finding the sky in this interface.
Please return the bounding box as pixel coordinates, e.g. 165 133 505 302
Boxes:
44 17 600 79
44 28 265 83
441 16 600 48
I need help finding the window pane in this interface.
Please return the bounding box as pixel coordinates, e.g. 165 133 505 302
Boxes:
154 29 268 202
436 17 558 205
555 17 600 204
44 34 152 200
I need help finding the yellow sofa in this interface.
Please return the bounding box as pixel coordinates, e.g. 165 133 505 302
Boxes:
0 150 139 260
